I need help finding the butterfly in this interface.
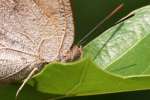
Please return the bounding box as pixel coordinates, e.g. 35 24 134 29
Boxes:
0 0 82 97
0 0 81 81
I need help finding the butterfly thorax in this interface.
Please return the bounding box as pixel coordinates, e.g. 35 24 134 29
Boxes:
59 45 82 62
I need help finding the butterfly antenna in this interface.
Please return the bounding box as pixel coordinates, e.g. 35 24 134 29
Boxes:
15 67 38 100
78 3 124 45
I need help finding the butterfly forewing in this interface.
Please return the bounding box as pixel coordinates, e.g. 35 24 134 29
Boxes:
0 0 74 82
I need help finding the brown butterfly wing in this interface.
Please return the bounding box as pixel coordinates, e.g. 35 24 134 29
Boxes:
0 0 74 82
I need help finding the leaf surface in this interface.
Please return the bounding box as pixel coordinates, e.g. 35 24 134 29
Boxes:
84 5 150 76
26 5 150 98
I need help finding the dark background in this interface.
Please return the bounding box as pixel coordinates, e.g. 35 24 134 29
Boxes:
72 0 150 45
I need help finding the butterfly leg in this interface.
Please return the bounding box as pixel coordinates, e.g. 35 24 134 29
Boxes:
15 67 38 100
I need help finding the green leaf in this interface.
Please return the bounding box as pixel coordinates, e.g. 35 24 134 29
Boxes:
26 5 150 98
84 5 150 77
28 59 150 97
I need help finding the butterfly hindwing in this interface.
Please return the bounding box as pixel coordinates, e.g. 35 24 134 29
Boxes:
0 0 74 82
